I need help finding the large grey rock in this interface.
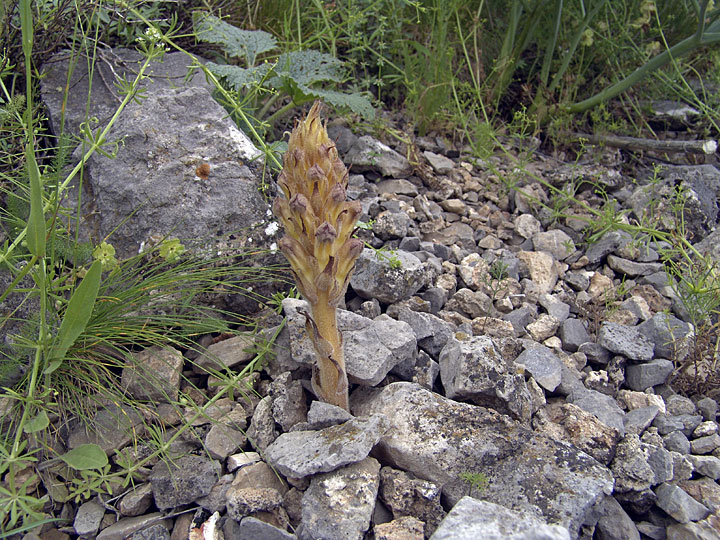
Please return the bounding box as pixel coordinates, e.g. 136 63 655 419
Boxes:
306 400 353 429
246 396 278 453
606 255 663 277
514 345 563 392
423 150 455 174
352 382 614 537
130 523 169 540
637 312 694 362
269 372 307 432
67 83 267 259
350 248 429 304
298 457 381 540
567 388 626 436
559 319 591 352
439 334 539 421
395 307 453 358
282 299 417 386
149 455 219 510
265 414 388 478
345 135 412 177
655 482 710 523
597 322 654 362
585 231 632 265
429 497 571 540
41 48 213 138
625 359 674 390
592 495 641 540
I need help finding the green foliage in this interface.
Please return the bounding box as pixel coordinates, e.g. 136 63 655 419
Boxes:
460 470 489 495
193 13 374 130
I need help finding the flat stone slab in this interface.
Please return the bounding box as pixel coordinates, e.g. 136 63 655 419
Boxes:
265 414 388 478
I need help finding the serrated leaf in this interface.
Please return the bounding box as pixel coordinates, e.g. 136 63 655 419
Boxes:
59 444 108 470
206 62 273 91
24 410 49 434
193 13 276 65
273 50 344 87
307 88 375 120
45 259 102 375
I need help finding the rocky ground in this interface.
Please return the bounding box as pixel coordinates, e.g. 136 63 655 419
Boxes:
17 48 720 539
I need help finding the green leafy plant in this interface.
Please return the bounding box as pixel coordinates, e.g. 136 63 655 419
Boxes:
460 471 489 496
193 13 373 132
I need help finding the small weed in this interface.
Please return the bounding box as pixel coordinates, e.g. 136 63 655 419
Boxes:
460 471 489 496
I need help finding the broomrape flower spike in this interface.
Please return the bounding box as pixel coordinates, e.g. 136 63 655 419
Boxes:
273 101 363 411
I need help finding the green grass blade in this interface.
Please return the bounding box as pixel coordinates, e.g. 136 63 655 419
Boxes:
24 143 45 258
45 260 103 374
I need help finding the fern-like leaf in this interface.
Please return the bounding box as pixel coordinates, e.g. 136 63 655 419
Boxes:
193 13 277 65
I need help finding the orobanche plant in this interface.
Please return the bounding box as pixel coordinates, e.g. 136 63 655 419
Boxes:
273 102 363 411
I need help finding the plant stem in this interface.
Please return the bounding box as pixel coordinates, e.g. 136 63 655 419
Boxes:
565 19 720 114
311 295 349 411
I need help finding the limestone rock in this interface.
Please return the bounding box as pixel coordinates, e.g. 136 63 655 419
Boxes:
346 136 412 177
352 382 613 536
265 414 388 478
298 457 381 540
149 455 219 510
429 497 571 540
351 248 429 304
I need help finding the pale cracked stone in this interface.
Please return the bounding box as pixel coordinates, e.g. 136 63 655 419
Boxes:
352 382 614 537
439 334 539 421
265 414 388 478
429 497 571 540
346 136 412 177
533 402 621 465
457 253 490 291
194 333 256 372
526 314 561 342
379 466 445 537
374 516 425 540
617 390 666 414
517 251 559 294
532 229 576 261
350 248 429 305
122 345 183 402
298 457 381 540
514 214 542 240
